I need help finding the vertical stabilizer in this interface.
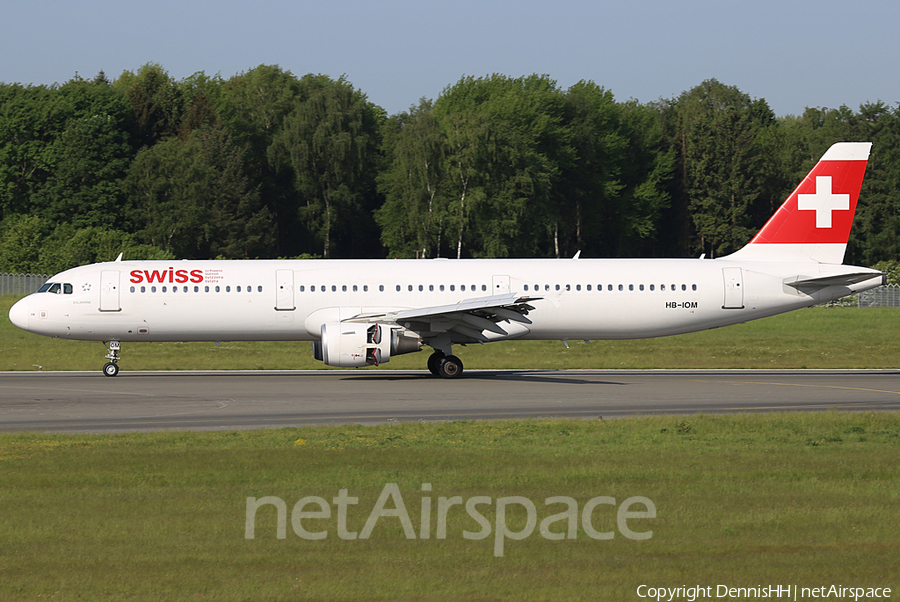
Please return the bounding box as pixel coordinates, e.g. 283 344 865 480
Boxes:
726 142 871 264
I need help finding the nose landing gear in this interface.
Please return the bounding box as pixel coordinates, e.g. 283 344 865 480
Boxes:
103 341 121 377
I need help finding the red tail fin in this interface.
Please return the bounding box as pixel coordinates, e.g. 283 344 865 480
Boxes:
729 142 871 264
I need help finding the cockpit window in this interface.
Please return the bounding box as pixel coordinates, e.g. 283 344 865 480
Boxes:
36 282 73 294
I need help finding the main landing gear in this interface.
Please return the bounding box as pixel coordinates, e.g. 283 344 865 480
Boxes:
103 341 121 377
427 351 464 379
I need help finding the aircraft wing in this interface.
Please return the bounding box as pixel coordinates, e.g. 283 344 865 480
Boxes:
349 293 541 342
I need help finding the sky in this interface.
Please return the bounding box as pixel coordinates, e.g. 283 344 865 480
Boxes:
2 0 898 118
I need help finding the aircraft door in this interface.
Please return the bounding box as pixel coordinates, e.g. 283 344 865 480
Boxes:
99 270 121 312
275 269 295 311
722 267 744 309
492 275 510 295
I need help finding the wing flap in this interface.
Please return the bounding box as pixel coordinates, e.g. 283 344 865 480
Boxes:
347 293 540 343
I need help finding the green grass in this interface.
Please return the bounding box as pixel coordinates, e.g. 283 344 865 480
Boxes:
1 413 899 600
3 295 900 371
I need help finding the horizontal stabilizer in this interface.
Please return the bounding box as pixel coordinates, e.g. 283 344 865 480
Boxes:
784 272 886 289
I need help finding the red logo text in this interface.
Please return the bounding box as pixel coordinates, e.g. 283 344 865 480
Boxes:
130 268 204 284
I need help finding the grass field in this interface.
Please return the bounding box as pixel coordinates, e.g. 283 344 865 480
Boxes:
3 297 899 599
3 295 900 371
1 414 898 600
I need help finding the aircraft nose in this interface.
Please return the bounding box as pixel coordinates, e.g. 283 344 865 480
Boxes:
9 297 30 331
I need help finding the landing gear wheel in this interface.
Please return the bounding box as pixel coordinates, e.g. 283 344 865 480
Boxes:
103 341 121 377
438 355 463 379
427 352 445 376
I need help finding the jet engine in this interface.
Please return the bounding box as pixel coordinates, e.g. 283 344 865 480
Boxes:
312 323 422 367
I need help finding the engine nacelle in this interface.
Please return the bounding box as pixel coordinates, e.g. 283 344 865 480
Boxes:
312 322 422 367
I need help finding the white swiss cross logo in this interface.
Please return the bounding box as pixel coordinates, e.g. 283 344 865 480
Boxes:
797 176 850 229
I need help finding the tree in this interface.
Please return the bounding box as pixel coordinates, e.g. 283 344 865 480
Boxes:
114 63 183 147
123 126 276 259
220 65 304 255
434 74 570 258
123 134 210 257
376 99 448 258
672 80 777 256
269 75 382 258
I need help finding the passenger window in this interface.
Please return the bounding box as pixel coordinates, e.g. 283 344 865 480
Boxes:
332 285 337 292
566 284 571 291
692 284 697 291
237 286 241 292
226 286 231 292
163 286 168 293
408 285 413 292
618 285 624 291
681 284 687 291
629 285 634 291
379 285 384 292
482 284 487 291
661 284 666 291
650 284 655 291
450 285 455 292
300 285 305 292
141 286 146 293
524 285 529 291
555 284 560 291
130 286 135 293
544 284 550 291
194 286 199 293
205 286 209 292
363 285 368 292
352 285 357 292
461 285 466 291
342 285 347 292
587 284 592 291
576 284 581 291
429 285 433 291
215 286 220 293
639 284 644 291
151 286 157 293
419 285 424 292
439 285 445 292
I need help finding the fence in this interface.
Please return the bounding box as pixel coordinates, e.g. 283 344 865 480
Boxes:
0 272 51 296
858 284 900 308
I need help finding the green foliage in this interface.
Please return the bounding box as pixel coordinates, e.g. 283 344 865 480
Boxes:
3 67 900 270
0 214 173 273
269 74 382 258
376 99 447 258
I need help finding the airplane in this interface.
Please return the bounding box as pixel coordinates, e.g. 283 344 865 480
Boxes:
8 142 886 378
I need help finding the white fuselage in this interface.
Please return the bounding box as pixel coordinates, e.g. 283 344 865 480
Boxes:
8 257 883 344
